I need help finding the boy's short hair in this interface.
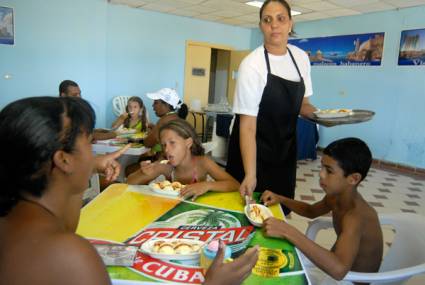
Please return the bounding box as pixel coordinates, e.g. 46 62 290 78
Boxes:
323 137 372 182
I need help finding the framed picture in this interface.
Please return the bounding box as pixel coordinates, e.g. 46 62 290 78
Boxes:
289 32 385 66
0 6 14 45
398 28 425 66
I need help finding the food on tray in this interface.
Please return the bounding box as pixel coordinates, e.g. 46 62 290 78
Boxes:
158 243 175 254
141 238 205 261
151 240 202 255
151 180 185 193
313 108 353 119
338 108 351 113
248 204 270 224
175 243 194 254
319 108 351 114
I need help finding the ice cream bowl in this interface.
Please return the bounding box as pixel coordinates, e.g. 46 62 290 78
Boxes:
244 204 273 227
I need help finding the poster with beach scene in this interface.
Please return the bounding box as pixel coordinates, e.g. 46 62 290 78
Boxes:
289 32 385 66
398 28 425 66
0 6 14 45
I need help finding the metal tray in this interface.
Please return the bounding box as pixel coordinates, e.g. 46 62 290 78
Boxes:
308 109 375 127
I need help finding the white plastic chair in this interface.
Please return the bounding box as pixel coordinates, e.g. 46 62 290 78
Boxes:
202 141 217 155
112 95 150 124
304 213 425 285
112 96 131 117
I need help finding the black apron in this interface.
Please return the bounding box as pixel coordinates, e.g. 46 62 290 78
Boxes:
226 47 305 214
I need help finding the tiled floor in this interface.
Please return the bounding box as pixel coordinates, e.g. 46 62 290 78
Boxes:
290 156 425 284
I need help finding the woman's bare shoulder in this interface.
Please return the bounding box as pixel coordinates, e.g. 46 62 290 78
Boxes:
1 231 110 285
38 232 110 284
159 113 178 125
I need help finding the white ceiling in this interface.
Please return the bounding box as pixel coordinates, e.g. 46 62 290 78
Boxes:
108 0 425 28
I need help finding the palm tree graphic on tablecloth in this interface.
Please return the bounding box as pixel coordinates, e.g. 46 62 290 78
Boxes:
186 210 239 228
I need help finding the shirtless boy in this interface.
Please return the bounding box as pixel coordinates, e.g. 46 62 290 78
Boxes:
261 137 383 284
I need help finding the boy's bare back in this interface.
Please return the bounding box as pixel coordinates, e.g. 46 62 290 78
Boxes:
328 192 383 275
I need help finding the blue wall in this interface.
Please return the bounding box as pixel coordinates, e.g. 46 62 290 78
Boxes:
2 0 423 168
0 0 108 123
252 6 425 168
105 4 251 126
0 0 252 127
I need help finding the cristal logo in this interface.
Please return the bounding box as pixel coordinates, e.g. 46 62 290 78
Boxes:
133 252 205 284
127 226 254 246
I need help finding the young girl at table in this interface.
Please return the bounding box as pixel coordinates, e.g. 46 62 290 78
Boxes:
111 96 148 132
127 119 240 200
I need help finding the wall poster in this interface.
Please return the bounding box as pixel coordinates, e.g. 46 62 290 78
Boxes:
289 32 385 66
0 6 14 45
398 28 425 66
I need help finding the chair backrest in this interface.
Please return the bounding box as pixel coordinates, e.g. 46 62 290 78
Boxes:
112 96 131 117
305 213 425 285
378 213 425 272
112 96 151 125
348 213 425 285
202 141 217 154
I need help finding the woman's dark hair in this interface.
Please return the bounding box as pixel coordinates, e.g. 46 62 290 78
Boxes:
160 100 188 120
0 96 95 216
159 119 204 156
124 96 147 131
259 0 295 35
323 137 372 182
260 0 291 19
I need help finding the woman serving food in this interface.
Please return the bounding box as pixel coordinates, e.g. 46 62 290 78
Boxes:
226 0 317 214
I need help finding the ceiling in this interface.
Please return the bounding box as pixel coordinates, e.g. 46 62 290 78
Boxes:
108 0 425 28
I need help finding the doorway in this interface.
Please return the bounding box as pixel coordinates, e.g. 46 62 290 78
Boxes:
183 41 249 156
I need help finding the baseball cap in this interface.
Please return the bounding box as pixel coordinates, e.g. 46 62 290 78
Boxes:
146 88 180 109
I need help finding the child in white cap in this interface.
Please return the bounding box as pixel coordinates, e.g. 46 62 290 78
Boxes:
144 88 189 150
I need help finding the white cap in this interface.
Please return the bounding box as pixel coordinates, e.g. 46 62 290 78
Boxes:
146 88 180 109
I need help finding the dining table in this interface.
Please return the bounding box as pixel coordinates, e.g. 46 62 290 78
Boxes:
92 140 150 182
77 183 311 285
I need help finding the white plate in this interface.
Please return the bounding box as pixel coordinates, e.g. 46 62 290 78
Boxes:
244 204 273 227
140 238 204 261
314 109 352 119
115 128 137 135
149 182 180 197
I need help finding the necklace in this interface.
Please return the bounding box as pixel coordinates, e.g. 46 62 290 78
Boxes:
20 198 56 218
